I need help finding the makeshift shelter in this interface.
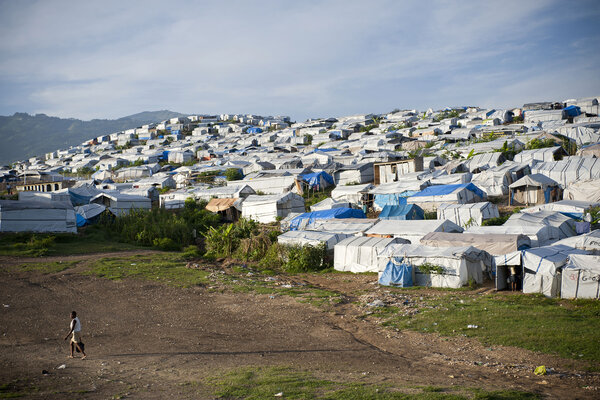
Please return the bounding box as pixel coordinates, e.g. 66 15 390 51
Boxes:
407 183 486 211
468 152 505 173
466 224 560 248
309 197 351 211
334 236 408 273
205 198 241 221
75 203 106 227
553 230 600 252
522 245 589 297
18 190 71 204
504 210 576 239
508 174 561 206
378 244 490 288
470 161 530 197
365 219 463 243
370 180 427 211
195 184 256 202
563 179 600 203
302 218 377 235
278 230 352 251
241 193 305 223
298 171 334 190
379 204 424 220
0 200 76 233
331 183 374 207
437 202 499 227
90 192 151 216
561 254 600 299
530 157 600 188
288 208 365 231
333 163 374 185
420 232 530 256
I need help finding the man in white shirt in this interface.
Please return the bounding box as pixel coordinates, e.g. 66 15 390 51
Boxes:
63 311 87 359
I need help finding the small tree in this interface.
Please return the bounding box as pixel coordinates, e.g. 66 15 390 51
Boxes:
225 168 243 181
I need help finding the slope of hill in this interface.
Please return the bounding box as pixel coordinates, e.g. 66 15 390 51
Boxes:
0 110 187 165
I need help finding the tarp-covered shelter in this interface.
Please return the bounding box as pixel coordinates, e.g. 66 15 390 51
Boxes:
241 193 305 223
522 245 589 297
288 208 365 231
531 157 600 188
521 199 599 220
370 180 427 211
466 224 560 248
379 204 424 220
205 198 241 221
18 190 71 204
75 203 106 227
561 254 600 299
299 171 334 190
278 230 352 251
553 230 600 251
90 192 151 216
309 197 351 211
504 210 576 239
302 218 377 235
196 184 256 202
0 200 76 233
509 174 561 206
407 183 486 211
365 219 463 243
420 232 530 256
378 244 490 288
331 183 374 205
563 179 600 203
334 236 408 273
437 202 499 227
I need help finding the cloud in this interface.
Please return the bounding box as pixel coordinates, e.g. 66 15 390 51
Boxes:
0 0 599 120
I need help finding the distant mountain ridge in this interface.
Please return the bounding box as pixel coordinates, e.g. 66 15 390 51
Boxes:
0 110 188 165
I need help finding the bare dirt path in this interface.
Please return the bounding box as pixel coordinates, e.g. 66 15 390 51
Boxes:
0 253 598 399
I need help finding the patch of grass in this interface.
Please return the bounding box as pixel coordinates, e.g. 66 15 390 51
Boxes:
12 260 79 274
0 383 23 398
85 253 209 287
380 292 600 364
201 366 539 399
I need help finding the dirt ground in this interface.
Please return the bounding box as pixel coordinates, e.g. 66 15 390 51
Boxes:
0 252 599 399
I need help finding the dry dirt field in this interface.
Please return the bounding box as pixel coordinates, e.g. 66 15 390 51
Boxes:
1 251 599 399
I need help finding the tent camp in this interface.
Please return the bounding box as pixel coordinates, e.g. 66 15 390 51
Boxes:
334 236 408 273
522 245 589 297
407 183 486 211
278 230 352 251
470 161 530 197
288 208 365 231
508 174 561 206
561 254 600 299
331 183 374 206
379 204 424 220
466 224 560 248
504 211 576 239
90 192 152 216
0 200 76 233
378 244 490 288
437 202 499 227
365 219 463 243
302 218 377 235
530 157 600 188
521 199 599 220
75 203 106 226
241 193 305 223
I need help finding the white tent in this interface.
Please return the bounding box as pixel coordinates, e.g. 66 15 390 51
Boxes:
195 184 256 202
365 219 463 243
437 202 499 227
553 230 600 251
378 244 490 288
230 175 297 195
468 152 504 172
309 197 352 212
407 183 487 211
466 224 560 248
420 232 529 256
90 192 152 216
241 193 305 223
513 147 564 164
504 210 576 239
278 230 352 250
531 157 600 188
302 218 377 235
18 190 71 204
521 200 598 219
522 245 589 297
0 200 76 233
331 183 374 205
561 254 600 299
334 236 407 273
563 179 600 203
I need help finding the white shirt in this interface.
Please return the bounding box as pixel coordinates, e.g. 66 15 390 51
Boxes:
70 317 81 332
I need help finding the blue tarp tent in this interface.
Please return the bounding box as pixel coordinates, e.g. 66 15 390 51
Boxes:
410 183 486 200
379 204 424 220
289 207 366 231
299 171 335 189
564 105 581 117
379 259 413 287
246 127 263 134
373 190 419 210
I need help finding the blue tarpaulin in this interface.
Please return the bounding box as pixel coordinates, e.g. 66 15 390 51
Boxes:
564 105 581 117
379 259 413 287
76 214 87 227
289 208 366 230
246 127 263 134
379 204 424 220
373 190 418 210
410 183 485 200
299 171 334 189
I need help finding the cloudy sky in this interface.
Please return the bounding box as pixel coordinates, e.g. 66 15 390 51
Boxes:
0 0 599 121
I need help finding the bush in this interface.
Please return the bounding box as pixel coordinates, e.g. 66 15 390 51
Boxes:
182 245 202 260
281 243 330 273
225 168 243 181
152 237 180 251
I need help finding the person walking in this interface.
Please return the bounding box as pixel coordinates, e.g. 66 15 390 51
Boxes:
64 311 86 359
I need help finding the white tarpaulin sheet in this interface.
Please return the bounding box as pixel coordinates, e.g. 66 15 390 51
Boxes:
0 200 77 233
303 218 377 235
437 202 499 227
531 157 600 188
504 211 576 239
334 236 407 273
563 179 600 203
278 230 351 250
242 193 305 223
466 224 560 248
561 254 600 299
365 219 463 243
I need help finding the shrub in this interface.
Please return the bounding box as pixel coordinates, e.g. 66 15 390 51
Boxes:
152 237 180 251
225 168 243 181
182 245 202 260
281 243 330 273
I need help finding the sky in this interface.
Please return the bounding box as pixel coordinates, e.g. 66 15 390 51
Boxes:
0 0 599 122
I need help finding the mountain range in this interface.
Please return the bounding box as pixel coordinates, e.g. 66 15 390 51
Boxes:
0 110 188 165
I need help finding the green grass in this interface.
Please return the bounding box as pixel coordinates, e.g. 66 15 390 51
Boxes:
377 292 600 365
85 253 210 287
12 260 79 274
0 383 23 398
200 366 539 399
